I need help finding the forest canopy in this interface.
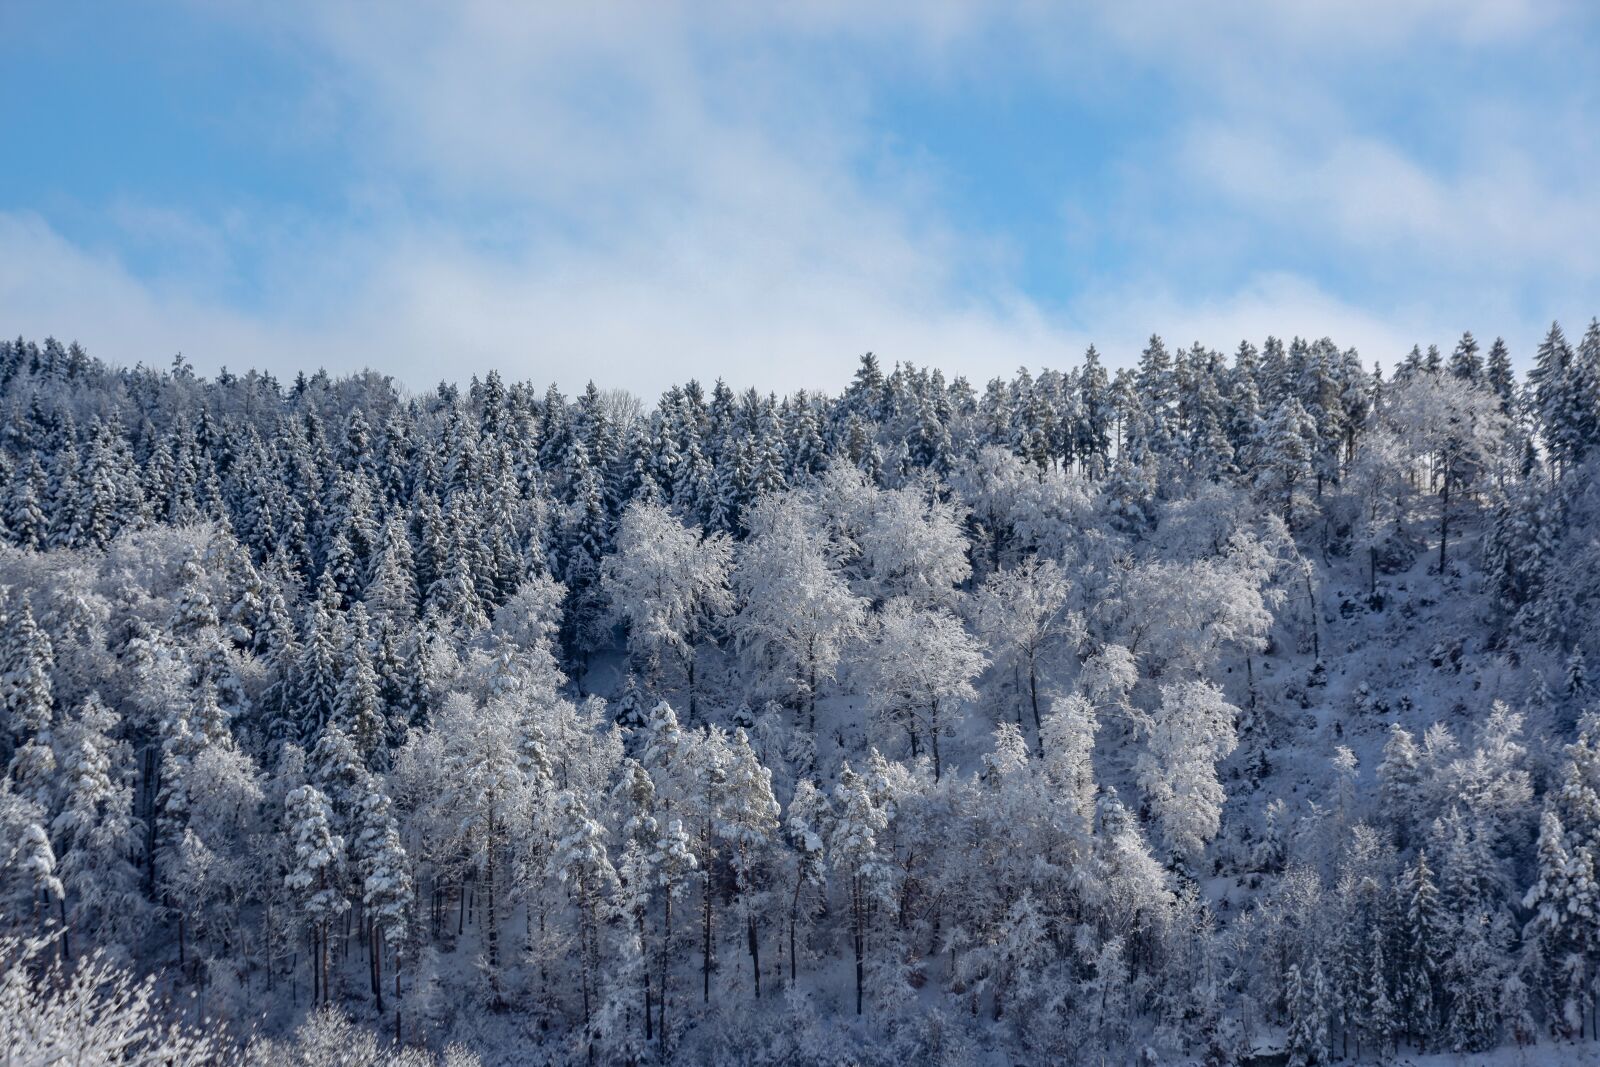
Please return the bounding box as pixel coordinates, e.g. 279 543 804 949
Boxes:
1 323 1600 1065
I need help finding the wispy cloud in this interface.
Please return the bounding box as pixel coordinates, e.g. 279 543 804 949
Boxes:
1 2 1594 393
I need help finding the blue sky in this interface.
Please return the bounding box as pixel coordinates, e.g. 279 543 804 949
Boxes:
2 2 1596 395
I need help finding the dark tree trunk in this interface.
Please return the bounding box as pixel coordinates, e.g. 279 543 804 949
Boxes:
373 924 384 1013
702 877 713 1003
1028 661 1043 757
852 879 865 1015
484 823 502 1006
687 654 698 723
1438 472 1450 575
807 655 818 735
748 914 760 998
1013 662 1024 730
789 872 803 985
659 893 673 1040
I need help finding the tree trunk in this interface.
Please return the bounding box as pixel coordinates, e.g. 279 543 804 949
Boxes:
687 654 698 723
579 899 593 1025
807 654 818 735
373 924 384 1014
1013 662 1024 730
1438 471 1450 575
702 875 713 1002
930 699 942 783
642 908 653 1041
144 746 159 900
852 879 865 1016
659 893 673 1040
1028 661 1043 757
789 876 803 984
748 913 760 998
484 818 501 1006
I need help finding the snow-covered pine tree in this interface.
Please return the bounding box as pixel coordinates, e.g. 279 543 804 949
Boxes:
1 592 54 769
335 604 385 766
283 782 348 1006
352 774 410 1013
553 788 619 1032
51 693 146 952
1396 849 1446 1049
291 575 345 745
1284 959 1331 1067
1523 806 1597 1038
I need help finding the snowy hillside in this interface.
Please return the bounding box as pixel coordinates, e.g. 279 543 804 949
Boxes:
3 329 1600 1065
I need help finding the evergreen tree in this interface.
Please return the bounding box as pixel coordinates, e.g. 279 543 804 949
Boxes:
1523 806 1597 1037
5 456 49 550
51 693 147 951
1485 337 1515 411
554 789 619 1029
1448 331 1482 381
1254 397 1317 526
1397 850 1446 1048
1285 959 1331 1067
1530 322 1580 474
1363 927 1397 1061
335 605 385 765
283 783 348 1005
291 576 345 744
1 593 55 764
353 774 410 1012
1378 724 1422 848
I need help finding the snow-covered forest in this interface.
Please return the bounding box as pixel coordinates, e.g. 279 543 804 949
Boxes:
3 325 1600 1065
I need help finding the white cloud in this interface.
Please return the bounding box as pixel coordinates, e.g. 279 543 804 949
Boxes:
1183 123 1599 277
1 209 1078 394
6 3 1593 393
0 213 302 373
17 207 1561 399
